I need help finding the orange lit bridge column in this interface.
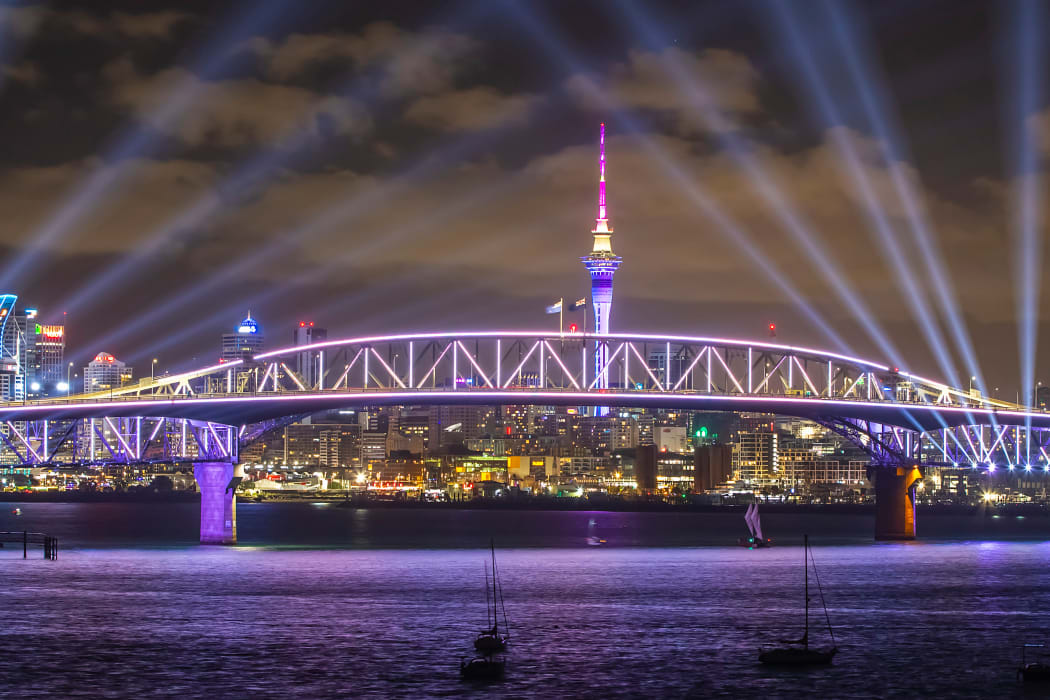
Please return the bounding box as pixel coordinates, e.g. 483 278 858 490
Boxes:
871 464 923 541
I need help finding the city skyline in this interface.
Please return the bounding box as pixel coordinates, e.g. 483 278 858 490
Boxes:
0 0 1046 395
4 6 1050 696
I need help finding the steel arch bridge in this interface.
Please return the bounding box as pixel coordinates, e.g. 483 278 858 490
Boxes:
2 331 1049 470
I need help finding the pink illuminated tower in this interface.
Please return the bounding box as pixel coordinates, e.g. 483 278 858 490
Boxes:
581 123 622 406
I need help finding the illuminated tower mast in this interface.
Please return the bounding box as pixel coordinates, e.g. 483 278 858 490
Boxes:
581 123 622 405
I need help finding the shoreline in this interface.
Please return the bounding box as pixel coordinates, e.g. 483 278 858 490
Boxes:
0 491 1046 517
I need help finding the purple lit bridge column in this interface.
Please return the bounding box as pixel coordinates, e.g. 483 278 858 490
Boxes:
194 461 242 545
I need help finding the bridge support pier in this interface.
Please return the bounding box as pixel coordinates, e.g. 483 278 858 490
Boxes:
871 465 922 541
194 462 241 545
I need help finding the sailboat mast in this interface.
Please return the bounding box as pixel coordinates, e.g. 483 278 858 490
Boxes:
484 564 491 629
804 534 809 648
491 539 498 634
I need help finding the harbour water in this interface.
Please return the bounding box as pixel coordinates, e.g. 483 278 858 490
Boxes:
2 503 1050 697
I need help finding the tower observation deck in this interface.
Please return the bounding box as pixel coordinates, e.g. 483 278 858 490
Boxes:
582 123 623 404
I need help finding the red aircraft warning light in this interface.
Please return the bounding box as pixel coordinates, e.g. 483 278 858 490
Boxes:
768 322 776 337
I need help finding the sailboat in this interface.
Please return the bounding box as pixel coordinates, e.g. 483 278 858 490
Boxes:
474 539 509 653
738 502 771 548
759 534 837 666
586 517 606 546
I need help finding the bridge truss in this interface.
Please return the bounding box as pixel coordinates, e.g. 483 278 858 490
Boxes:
3 332 1049 469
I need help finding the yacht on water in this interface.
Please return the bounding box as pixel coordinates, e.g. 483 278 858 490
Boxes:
759 535 837 666
474 540 509 653
738 503 771 548
461 540 509 681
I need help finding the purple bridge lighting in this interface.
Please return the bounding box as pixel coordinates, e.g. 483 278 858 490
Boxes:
5 330 1050 542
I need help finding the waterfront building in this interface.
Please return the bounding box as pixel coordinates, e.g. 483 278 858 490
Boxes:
507 456 556 480
558 455 612 476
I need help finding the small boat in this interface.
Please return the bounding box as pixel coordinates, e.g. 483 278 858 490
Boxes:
1018 644 1050 682
460 655 505 680
738 503 771 548
759 534 837 666
11 508 21 516
474 539 509 653
586 518 606 546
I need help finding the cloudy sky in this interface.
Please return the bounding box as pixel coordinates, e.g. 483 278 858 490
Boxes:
0 0 1046 395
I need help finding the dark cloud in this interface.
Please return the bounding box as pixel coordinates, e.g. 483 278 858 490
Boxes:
404 87 542 132
247 22 478 96
104 62 372 148
566 48 762 136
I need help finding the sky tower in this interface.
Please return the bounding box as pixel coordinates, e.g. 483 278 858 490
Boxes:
581 123 622 401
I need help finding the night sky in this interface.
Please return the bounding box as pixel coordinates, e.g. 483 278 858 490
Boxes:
0 0 1046 395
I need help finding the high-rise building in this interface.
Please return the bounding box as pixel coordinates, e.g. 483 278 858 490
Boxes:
581 123 622 409
293 321 327 389
610 414 639 450
319 425 361 468
27 320 65 395
361 431 387 464
734 430 778 485
83 352 133 393
283 423 322 467
0 295 21 400
221 312 263 362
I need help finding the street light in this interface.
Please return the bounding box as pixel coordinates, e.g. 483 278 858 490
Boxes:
67 361 73 394
151 358 159 394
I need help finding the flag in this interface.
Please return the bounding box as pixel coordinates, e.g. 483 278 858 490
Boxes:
545 300 562 314
569 298 587 310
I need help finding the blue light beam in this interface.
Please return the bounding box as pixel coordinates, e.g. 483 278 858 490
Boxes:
0 0 292 293
618 0 902 368
822 0 995 406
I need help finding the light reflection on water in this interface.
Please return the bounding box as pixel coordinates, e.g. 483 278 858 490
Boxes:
0 503 1049 697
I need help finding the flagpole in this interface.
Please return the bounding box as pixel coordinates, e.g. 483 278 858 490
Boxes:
559 297 564 335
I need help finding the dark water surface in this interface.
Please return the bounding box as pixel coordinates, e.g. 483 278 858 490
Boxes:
2 503 1050 698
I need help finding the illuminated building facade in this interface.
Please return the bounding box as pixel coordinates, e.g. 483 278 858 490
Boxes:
26 320 65 395
581 123 622 409
83 352 132 393
0 296 21 400
221 311 264 362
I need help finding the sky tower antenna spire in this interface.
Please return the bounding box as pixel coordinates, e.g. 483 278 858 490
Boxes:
598 121 606 221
